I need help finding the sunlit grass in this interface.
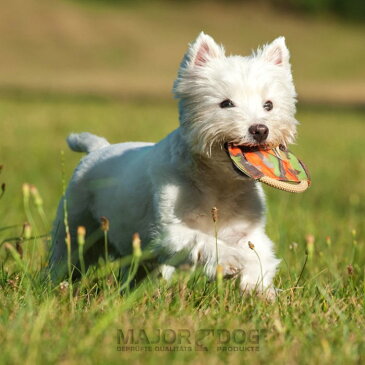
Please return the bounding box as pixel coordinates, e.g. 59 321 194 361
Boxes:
0 96 364 363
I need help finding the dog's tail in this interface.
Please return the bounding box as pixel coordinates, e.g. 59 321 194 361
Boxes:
67 132 110 154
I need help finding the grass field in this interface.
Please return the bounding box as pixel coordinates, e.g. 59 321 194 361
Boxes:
1 96 364 364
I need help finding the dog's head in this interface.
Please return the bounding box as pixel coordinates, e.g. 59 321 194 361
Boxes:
174 32 298 156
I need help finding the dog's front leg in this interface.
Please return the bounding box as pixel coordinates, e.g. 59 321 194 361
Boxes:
153 184 245 280
156 223 246 280
238 230 281 298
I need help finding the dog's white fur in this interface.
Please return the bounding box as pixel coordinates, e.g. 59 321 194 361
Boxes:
50 33 298 295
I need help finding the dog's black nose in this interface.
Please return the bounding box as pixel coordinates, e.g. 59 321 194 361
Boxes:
248 124 269 143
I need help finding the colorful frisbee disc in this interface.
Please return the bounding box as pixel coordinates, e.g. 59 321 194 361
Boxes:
226 144 311 193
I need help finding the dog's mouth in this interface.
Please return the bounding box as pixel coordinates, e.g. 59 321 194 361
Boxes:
225 142 286 153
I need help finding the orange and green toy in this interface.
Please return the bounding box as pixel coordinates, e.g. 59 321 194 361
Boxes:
226 144 311 193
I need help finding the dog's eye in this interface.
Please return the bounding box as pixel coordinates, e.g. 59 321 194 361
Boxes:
220 99 235 108
263 100 273 111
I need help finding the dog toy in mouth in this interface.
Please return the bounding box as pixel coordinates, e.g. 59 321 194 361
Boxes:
226 143 311 193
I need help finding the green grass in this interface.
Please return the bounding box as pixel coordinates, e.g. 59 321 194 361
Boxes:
0 96 364 364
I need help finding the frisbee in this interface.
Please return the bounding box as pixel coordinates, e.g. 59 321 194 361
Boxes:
226 144 311 193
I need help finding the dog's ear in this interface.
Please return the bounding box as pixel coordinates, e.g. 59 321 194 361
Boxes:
183 32 225 69
260 37 290 67
174 32 224 100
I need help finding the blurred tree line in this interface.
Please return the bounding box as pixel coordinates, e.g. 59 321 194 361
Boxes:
274 0 365 20
78 0 365 21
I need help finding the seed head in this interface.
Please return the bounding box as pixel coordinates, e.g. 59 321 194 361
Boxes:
65 232 71 248
30 185 43 207
23 222 32 240
216 264 223 279
77 226 86 246
216 264 223 287
248 241 255 250
305 234 315 258
305 234 315 245
22 183 30 200
351 229 358 246
100 216 110 232
15 240 23 258
347 264 354 276
132 233 142 258
211 207 218 223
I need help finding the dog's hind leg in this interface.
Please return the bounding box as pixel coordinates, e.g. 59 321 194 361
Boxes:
49 184 105 281
159 264 176 280
50 208 107 281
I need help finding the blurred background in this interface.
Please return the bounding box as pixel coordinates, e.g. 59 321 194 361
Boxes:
0 0 364 232
0 0 364 104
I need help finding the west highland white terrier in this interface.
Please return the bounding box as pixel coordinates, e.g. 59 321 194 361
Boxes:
50 33 298 297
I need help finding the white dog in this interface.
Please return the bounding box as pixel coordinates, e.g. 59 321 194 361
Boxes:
50 33 298 296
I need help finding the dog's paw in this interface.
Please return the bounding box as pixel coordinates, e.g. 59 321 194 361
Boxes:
222 265 241 278
260 287 281 302
241 285 281 302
